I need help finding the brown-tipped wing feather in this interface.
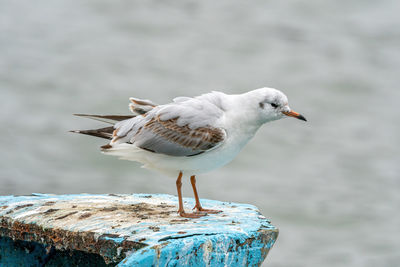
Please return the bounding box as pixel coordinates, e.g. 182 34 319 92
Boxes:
73 114 135 124
70 126 114 140
71 114 135 140
130 117 226 157
129 97 157 115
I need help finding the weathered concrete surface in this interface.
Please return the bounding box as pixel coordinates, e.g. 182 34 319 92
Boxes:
0 193 278 266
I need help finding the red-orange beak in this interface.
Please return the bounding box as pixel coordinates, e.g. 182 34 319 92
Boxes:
282 110 307 121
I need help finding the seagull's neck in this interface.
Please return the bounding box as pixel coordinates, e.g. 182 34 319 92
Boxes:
222 94 264 137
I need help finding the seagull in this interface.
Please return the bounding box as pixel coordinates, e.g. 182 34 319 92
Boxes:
71 87 306 218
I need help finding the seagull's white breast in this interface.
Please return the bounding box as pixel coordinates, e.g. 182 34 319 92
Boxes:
133 127 257 176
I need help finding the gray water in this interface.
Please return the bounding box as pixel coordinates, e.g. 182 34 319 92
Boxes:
1 1 399 266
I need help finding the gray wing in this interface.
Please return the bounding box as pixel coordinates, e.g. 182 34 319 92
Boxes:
111 91 227 156
131 116 226 156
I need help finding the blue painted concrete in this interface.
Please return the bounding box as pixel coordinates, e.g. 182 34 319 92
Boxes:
0 236 111 267
0 236 49 266
0 194 278 266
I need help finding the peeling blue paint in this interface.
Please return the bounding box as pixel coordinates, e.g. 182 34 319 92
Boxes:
121 230 277 267
101 236 125 244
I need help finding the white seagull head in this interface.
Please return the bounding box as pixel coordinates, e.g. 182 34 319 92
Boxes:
245 87 307 124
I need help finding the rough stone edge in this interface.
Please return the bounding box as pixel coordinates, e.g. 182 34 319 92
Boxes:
0 216 146 264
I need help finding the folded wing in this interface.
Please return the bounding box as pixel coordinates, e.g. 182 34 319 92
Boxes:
132 116 226 156
112 91 227 156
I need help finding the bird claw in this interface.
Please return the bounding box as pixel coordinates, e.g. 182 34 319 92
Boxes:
178 210 206 218
193 206 222 214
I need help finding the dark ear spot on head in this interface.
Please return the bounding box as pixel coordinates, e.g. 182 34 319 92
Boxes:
259 102 264 109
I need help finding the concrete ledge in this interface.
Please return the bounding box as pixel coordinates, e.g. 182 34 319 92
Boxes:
0 193 278 266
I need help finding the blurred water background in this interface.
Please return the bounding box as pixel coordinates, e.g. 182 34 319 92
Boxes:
1 0 399 266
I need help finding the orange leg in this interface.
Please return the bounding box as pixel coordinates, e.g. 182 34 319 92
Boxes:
190 175 222 214
176 172 204 218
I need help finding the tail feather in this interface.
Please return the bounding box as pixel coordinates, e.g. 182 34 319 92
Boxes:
72 98 155 144
73 114 135 124
70 126 114 140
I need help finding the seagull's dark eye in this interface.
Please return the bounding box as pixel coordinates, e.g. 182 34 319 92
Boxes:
271 103 278 108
